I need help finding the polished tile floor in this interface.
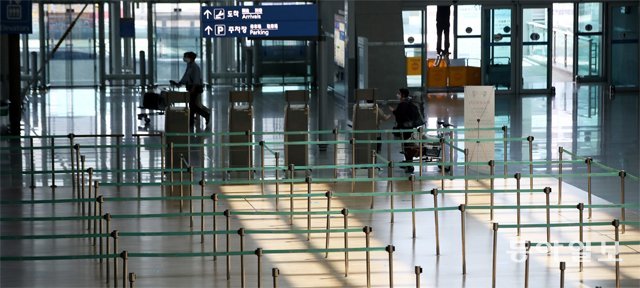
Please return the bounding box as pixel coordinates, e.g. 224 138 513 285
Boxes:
1 82 638 287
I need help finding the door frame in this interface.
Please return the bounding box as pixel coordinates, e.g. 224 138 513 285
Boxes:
481 4 517 94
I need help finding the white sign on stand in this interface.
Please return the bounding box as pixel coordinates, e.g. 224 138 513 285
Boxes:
464 86 495 174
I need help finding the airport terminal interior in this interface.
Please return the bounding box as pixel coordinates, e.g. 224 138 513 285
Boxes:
0 1 639 287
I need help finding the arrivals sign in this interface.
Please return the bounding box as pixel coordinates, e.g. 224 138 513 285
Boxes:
200 5 318 38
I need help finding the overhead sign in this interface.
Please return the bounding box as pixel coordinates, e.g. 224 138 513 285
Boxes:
0 0 32 34
200 5 318 38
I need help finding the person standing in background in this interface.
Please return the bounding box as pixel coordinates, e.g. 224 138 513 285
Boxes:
171 51 210 130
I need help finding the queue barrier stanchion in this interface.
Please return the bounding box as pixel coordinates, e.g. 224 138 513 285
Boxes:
260 141 265 195
389 161 395 223
619 170 626 234
325 191 332 258
97 195 104 265
255 248 263 288
370 150 376 209
464 148 469 205
189 166 194 228
558 146 563 204
272 268 279 288
128 272 136 288
410 175 416 239
515 172 522 236
289 164 295 225
80 155 86 230
136 135 141 192
306 176 312 240
544 187 551 243
29 137 36 189
169 142 174 196
363 226 372 288
116 135 123 189
502 126 507 177
104 214 111 284
333 128 339 181
211 194 219 261
527 136 534 190
111 230 119 288
386 245 395 288
179 154 184 213
342 208 349 277
489 160 495 220
275 152 280 211
578 203 584 272
414 266 422 288
459 204 466 275
492 223 498 288
613 219 620 288
89 169 95 244
68 134 75 194
350 138 355 192
200 176 205 243
524 241 531 288
121 251 128 288
50 138 57 190
238 228 246 288
585 157 593 218
224 209 231 280
420 127 425 177
431 188 440 255
439 137 444 189
559 261 566 288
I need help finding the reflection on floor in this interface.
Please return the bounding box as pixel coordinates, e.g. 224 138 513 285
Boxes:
0 82 638 287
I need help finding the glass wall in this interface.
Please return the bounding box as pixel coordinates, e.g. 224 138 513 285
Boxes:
576 2 603 79
521 7 549 90
456 5 481 66
552 3 573 79
609 3 639 87
483 7 512 90
402 10 423 87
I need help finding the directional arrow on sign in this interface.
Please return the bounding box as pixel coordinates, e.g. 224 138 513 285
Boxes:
204 26 213 35
203 9 212 19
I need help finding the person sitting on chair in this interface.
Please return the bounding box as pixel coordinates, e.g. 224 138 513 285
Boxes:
170 51 210 130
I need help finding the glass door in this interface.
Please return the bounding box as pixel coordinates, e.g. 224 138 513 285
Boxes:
46 3 97 87
519 6 551 92
482 6 514 91
455 5 481 66
154 3 202 83
608 3 639 88
575 2 604 81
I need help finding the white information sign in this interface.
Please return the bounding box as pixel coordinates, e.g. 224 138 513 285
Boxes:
464 86 495 173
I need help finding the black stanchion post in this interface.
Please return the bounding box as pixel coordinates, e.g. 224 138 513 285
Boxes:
260 141 265 194
289 164 295 225
255 248 263 288
489 160 495 220
410 175 416 238
74 144 80 196
559 261 566 288
492 223 499 288
128 273 136 288
515 173 522 236
272 268 279 288
459 204 466 274
68 134 75 195
325 191 332 258
136 135 141 190
179 154 184 212
431 188 440 255
111 230 119 288
169 142 174 196
50 138 57 190
439 136 445 188
527 136 534 190
29 137 36 189
524 241 531 288
200 177 205 244
585 157 593 218
464 148 469 205
386 245 395 288
558 147 563 204
81 155 86 230
420 127 425 177
89 169 95 245
306 176 312 240
116 135 123 188
342 208 349 277
275 152 280 210
619 171 626 234
98 195 104 265
211 194 218 261
238 228 246 288
414 266 422 288
389 160 395 223
613 219 620 288
161 133 165 195
370 150 376 209
350 138 355 192
333 128 339 180
363 226 372 288
224 209 231 280
502 126 507 177
577 203 584 272
544 187 551 243
121 251 128 288
188 166 194 228
104 214 111 284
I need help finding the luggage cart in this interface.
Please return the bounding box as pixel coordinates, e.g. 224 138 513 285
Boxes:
284 90 310 167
